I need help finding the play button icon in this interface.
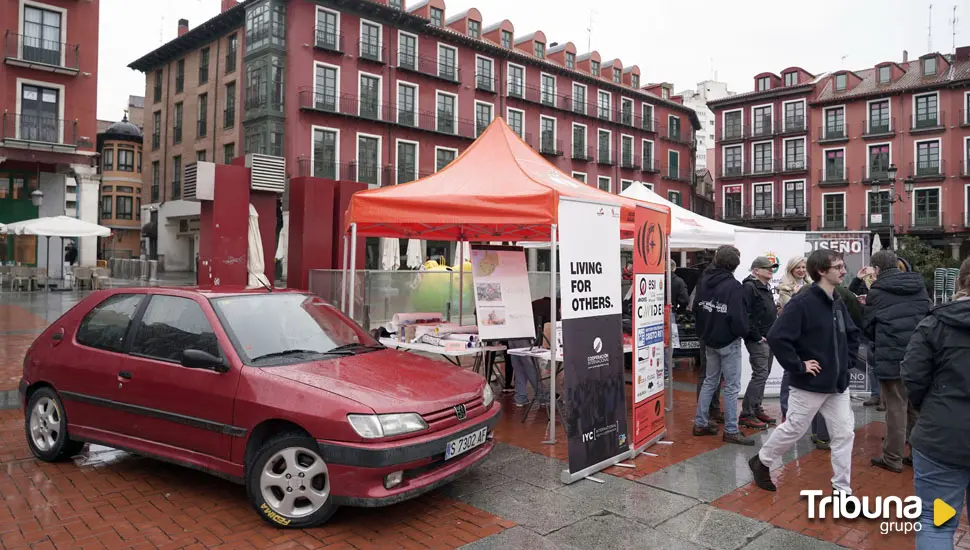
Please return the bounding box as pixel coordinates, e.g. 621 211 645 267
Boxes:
934 499 956 527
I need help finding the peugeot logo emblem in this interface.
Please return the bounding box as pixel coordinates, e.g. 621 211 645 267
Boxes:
454 404 467 420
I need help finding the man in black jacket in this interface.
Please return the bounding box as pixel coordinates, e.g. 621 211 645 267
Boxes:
862 250 931 473
692 245 753 446
739 256 779 430
749 249 861 494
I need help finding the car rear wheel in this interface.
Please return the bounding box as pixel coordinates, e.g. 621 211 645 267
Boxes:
246 433 336 529
25 387 84 462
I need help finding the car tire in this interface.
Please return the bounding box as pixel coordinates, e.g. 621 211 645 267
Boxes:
246 432 337 529
24 387 84 462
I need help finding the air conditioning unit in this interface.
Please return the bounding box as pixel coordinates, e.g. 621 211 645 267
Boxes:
182 161 216 201
246 153 286 193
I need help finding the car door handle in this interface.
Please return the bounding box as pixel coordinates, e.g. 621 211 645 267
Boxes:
51 332 62 341
118 371 132 380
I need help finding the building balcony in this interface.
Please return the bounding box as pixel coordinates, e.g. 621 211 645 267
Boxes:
818 166 850 187
960 109 970 128
0 113 78 152
716 207 743 222
718 164 745 180
717 127 745 143
910 111 945 134
818 123 849 144
641 157 659 174
618 110 636 128
508 83 562 108
661 164 689 182
597 149 613 166
297 157 434 184
861 212 892 229
750 158 781 177
3 31 80 75
640 115 656 133
397 53 461 84
475 74 495 93
750 119 775 139
781 156 810 175
620 153 637 170
817 216 846 230
780 116 807 135
862 165 891 184
862 117 895 139
356 40 386 64
538 137 563 156
779 203 809 220
907 212 944 232
571 144 593 162
660 127 694 147
907 160 946 181
962 160 970 178
314 28 344 53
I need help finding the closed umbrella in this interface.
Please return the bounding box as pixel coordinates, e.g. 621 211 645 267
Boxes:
406 239 423 269
452 241 471 268
380 238 401 270
872 233 883 253
246 204 271 289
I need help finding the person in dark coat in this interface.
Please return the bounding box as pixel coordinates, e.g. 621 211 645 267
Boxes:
901 257 970 544
669 260 689 314
863 250 931 473
738 256 779 429
64 242 78 265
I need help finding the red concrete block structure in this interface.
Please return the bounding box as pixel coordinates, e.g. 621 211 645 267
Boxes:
709 46 970 258
194 162 250 287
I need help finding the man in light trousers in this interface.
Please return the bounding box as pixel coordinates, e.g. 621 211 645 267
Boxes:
748 249 861 494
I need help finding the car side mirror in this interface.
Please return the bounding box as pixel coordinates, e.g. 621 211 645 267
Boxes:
181 349 229 373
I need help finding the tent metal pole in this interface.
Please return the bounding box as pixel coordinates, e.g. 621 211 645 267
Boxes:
349 224 357 321
666 237 673 413
545 224 558 445
341 235 348 312
458 240 464 326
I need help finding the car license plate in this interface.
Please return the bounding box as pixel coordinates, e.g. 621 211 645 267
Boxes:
445 427 488 460
679 340 699 349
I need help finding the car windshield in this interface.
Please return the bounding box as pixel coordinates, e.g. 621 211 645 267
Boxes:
210 293 380 364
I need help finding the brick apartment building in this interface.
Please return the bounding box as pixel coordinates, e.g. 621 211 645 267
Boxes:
0 0 100 273
710 47 970 258
129 0 700 271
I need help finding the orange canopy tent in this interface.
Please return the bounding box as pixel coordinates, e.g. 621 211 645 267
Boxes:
345 117 664 242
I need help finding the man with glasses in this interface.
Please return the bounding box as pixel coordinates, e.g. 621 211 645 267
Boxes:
749 249 861 494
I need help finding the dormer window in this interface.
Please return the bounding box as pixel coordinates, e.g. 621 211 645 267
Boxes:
632 74 639 88
468 20 480 39
565 52 575 69
661 88 669 100
757 76 770 91
430 7 443 27
591 60 600 76
613 69 621 83
501 30 512 49
534 42 545 59
784 72 797 86
835 73 847 91
878 65 891 84
923 56 937 76
389 0 403 9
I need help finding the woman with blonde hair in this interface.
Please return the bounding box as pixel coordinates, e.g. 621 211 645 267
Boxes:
777 257 809 310
902 257 970 545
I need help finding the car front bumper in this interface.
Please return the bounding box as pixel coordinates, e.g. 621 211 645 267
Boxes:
317 403 501 507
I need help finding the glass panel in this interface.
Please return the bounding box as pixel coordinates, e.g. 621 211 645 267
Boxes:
313 129 337 179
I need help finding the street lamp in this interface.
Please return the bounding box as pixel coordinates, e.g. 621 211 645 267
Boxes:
30 189 43 207
872 163 914 249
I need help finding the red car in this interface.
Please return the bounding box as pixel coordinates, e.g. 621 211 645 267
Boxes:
19 288 500 528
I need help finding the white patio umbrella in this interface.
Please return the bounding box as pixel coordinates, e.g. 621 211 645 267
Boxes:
275 214 288 280
872 233 883 253
0 223 6 234
380 238 401 270
405 239 423 269
246 204 271 289
5 216 111 281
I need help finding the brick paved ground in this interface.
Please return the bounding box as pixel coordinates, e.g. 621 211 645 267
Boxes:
713 420 966 549
0 412 512 550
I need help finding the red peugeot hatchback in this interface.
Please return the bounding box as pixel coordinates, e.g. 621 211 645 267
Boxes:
19 288 500 528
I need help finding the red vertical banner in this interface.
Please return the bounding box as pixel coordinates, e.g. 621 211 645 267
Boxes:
632 205 671 450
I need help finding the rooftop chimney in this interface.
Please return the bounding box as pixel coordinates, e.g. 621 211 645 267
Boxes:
902 50 908 63
221 0 239 13
956 46 970 62
178 18 189 37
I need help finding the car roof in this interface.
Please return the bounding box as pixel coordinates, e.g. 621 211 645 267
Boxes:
97 286 312 300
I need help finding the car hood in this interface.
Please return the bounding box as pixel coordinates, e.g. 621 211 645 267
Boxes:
264 349 484 415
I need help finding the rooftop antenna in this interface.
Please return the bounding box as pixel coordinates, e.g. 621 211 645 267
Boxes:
841 54 848 67
928 4 933 53
586 9 595 52
952 5 959 54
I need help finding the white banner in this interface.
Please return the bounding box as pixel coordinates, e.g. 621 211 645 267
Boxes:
469 246 536 340
634 274 665 402
558 199 622 320
732 229 806 398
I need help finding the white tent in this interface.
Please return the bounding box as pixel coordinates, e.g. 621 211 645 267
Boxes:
5 216 111 238
620 182 736 251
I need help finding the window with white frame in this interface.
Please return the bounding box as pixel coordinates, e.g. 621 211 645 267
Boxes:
824 107 845 139
753 183 772 217
359 73 380 119
723 111 742 139
597 176 611 193
501 30 512 49
475 102 494 137
22 4 63 66
724 185 742 218
867 190 890 226
822 194 845 228
396 141 417 183
598 129 611 163
436 92 456 134
476 56 494 91
824 149 845 181
572 172 587 184
753 106 772 136
314 64 338 111
914 93 939 128
642 103 654 131
923 56 937 76
724 145 742 176
566 52 575 70
315 9 341 51
438 45 457 81
598 90 611 120
784 101 805 132
508 64 524 98
668 190 682 206
398 32 417 69
356 135 380 185
753 142 773 174
835 73 847 91
572 123 587 159
916 140 941 176
620 98 634 126
785 138 806 171
878 65 891 84
572 83 586 115
756 76 770 91
621 135 634 167
506 108 524 139
621 179 635 192
667 150 680 179
312 128 338 179
783 181 805 215
540 74 556 106
668 116 681 140
397 82 417 126
914 188 940 226
468 20 480 39
360 21 382 61
868 100 891 133
642 140 654 171
430 7 443 27
540 116 556 153
784 72 797 87
868 144 890 179
435 147 457 171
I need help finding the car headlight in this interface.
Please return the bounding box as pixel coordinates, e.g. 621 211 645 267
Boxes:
482 383 494 409
347 413 428 439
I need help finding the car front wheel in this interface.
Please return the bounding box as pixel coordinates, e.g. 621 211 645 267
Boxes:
246 433 337 528
25 387 84 462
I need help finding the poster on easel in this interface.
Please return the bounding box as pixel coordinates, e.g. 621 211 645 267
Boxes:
558 198 627 481
633 204 671 451
469 245 535 340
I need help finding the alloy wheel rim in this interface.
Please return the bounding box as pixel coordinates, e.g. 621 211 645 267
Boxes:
29 397 61 452
260 447 330 518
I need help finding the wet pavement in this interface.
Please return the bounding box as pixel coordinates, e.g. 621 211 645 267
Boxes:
0 286 945 549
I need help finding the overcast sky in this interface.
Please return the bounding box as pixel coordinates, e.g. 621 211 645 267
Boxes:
97 0 969 121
